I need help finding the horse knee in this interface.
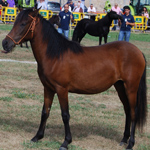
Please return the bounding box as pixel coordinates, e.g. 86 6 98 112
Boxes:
62 112 70 124
41 107 49 121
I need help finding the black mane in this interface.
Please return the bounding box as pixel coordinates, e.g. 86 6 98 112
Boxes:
17 9 83 58
39 15 83 58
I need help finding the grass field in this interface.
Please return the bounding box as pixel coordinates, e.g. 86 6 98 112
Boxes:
0 24 150 150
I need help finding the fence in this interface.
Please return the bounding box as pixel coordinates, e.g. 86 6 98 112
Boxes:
0 6 19 22
0 6 148 31
39 10 53 20
132 16 148 31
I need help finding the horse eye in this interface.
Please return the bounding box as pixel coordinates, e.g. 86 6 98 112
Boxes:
21 23 26 26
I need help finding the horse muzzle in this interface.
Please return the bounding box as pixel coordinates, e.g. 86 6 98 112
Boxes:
2 38 15 53
119 15 123 21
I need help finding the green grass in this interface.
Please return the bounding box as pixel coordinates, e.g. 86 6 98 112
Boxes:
70 29 150 42
137 144 150 150
1 24 150 42
23 140 85 150
82 31 150 42
11 88 43 100
0 96 13 102
0 24 150 150
0 24 13 31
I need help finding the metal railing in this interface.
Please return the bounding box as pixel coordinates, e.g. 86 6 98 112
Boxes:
0 7 149 32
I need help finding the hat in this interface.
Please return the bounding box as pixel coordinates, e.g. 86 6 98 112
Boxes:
123 6 130 10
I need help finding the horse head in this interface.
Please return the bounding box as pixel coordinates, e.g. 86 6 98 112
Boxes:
49 15 61 27
2 8 40 53
108 11 123 21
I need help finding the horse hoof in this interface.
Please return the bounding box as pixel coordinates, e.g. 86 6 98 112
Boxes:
120 142 127 146
31 137 38 143
59 147 68 150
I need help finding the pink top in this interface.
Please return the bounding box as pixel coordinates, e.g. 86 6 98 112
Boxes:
144 12 149 18
111 6 121 15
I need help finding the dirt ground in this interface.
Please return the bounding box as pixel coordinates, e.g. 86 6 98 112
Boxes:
0 30 150 150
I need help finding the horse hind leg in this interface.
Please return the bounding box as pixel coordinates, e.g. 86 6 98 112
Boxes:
125 89 138 149
104 34 108 44
123 80 143 150
114 81 131 146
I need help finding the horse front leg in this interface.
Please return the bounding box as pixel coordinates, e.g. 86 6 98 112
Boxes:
26 41 29 48
57 87 72 150
99 36 102 45
20 43 23 48
104 35 108 44
31 87 55 142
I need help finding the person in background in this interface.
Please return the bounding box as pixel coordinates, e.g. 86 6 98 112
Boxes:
15 0 37 8
68 0 74 11
37 0 47 10
111 3 122 31
73 2 77 10
77 0 84 12
87 4 96 20
7 0 15 7
142 7 149 25
58 4 74 39
118 6 135 42
62 2 72 12
0 0 8 7
73 3 83 12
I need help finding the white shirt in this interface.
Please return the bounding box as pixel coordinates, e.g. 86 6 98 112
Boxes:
87 7 96 13
37 1 47 10
74 7 80 12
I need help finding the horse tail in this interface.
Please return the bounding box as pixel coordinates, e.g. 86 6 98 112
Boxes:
136 53 147 129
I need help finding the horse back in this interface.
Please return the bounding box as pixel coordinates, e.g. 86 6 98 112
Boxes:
45 41 145 94
81 41 145 82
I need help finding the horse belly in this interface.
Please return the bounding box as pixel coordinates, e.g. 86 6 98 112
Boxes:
69 65 117 94
86 25 99 36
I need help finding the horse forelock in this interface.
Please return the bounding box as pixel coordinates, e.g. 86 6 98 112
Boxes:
15 9 33 25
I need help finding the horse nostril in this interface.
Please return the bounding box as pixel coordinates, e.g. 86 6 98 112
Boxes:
2 39 8 49
4 40 8 45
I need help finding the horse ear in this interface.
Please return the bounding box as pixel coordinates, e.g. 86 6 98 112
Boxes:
32 7 41 16
18 6 23 12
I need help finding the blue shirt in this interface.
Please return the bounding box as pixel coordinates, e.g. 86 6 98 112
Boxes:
120 14 135 31
59 11 74 30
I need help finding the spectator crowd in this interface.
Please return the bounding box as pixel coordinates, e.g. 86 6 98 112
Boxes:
0 0 149 42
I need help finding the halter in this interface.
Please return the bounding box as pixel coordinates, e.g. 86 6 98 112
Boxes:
6 15 38 45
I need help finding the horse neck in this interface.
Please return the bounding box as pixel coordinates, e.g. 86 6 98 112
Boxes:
49 18 54 24
103 15 113 26
30 22 47 65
